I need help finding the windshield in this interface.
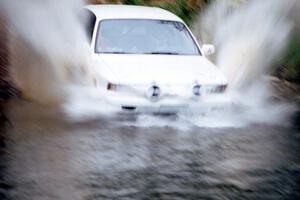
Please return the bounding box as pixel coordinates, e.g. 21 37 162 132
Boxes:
95 19 200 55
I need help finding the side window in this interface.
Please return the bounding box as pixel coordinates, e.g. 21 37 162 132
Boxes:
79 9 96 43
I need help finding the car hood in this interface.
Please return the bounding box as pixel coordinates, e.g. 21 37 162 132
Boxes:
98 54 227 85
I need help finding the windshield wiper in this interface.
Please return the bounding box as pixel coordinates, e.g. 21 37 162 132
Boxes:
100 51 180 55
101 51 127 54
148 52 179 55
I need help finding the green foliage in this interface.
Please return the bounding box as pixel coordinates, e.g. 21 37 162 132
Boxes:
281 37 300 81
157 0 200 27
123 0 201 27
124 0 145 5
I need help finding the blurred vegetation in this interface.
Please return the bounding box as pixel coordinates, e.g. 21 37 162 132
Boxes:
91 0 299 82
123 0 208 26
279 37 300 82
91 0 209 26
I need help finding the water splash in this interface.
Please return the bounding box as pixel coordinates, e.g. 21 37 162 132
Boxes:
181 0 297 127
0 0 119 118
0 0 98 105
197 0 294 89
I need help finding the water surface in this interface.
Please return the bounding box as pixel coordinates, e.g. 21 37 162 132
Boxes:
0 102 299 200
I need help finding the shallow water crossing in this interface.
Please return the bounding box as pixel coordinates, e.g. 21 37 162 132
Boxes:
0 102 299 199
0 0 299 199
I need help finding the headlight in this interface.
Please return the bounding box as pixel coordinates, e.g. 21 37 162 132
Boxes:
204 84 227 94
215 85 227 93
107 82 161 100
107 83 117 91
147 84 161 99
107 82 133 92
192 84 227 96
192 84 201 96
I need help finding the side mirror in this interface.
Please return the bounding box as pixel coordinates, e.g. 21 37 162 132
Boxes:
202 44 215 56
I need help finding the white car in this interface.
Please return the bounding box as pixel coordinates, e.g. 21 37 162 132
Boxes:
81 5 228 113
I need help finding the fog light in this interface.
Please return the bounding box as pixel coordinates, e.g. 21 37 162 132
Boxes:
147 84 161 99
192 84 201 96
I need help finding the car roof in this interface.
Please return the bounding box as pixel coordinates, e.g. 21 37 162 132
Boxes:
84 5 183 22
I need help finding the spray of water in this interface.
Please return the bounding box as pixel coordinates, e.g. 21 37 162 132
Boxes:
198 0 294 89
0 0 99 105
0 0 120 118
176 0 297 127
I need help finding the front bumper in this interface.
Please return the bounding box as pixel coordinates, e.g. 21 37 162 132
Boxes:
105 91 232 114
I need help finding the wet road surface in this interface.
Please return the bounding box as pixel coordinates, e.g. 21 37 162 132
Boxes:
0 102 299 200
